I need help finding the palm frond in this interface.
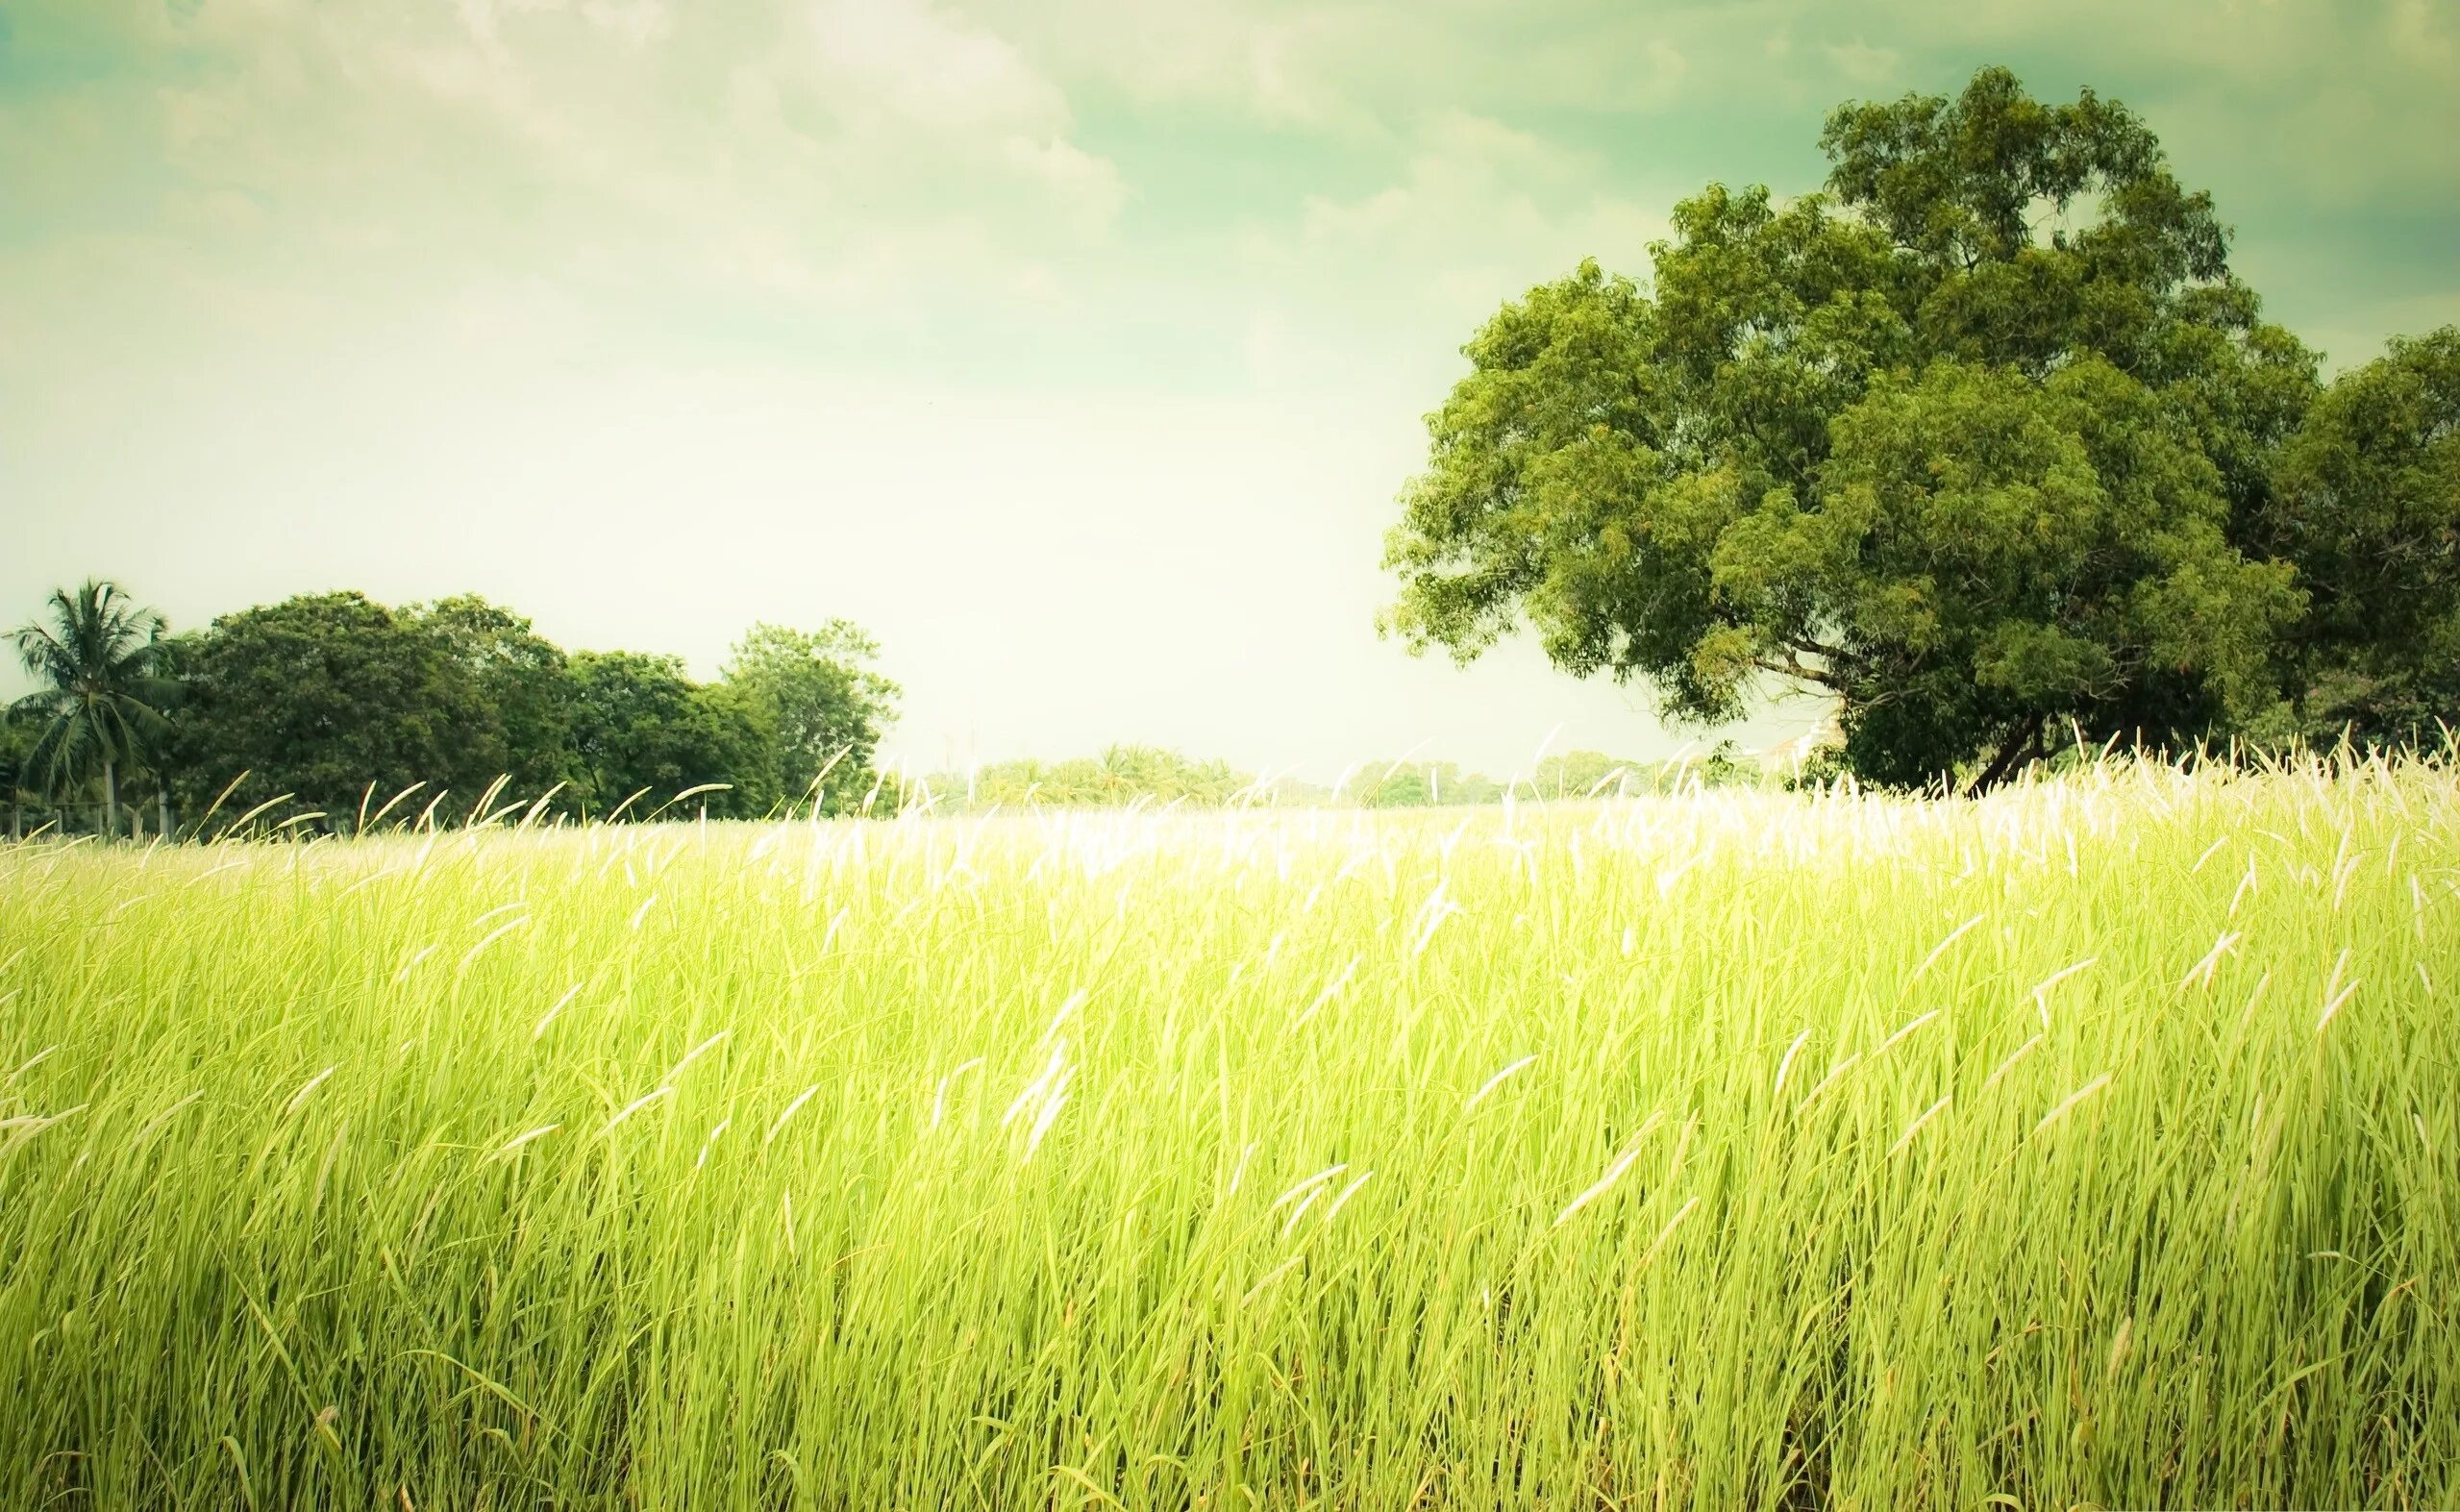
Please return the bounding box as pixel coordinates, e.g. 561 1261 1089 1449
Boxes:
10 579 176 799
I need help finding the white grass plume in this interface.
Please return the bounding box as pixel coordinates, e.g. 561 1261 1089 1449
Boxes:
1555 1143 1646 1229
2031 1074 2114 1139
494 1124 560 1158
283 1066 339 1118
1875 1008 1942 1057
765 1084 822 1148
659 1030 731 1087
1464 1055 1537 1114
1772 1029 1813 1099
1022 1067 1073 1160
1321 1170 1374 1229
930 1058 984 1130
696 1118 732 1171
2317 949 2360 1035
1888 1095 1952 1158
1905 913 1986 989
1270 1163 1349 1211
2027 956 2098 1026
598 1087 671 1137
534 983 584 1042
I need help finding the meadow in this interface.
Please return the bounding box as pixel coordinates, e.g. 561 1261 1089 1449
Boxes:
1 757 2455 1509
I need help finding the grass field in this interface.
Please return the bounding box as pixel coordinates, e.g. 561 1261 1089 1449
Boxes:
2 757 2456 1509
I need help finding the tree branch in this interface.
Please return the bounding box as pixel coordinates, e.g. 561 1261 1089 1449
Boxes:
1753 656 1846 692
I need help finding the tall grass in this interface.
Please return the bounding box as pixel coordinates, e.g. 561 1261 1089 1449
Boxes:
2 756 2454 1508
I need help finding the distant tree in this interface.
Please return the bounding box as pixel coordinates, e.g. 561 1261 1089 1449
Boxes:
720 621 899 815
1088 745 1249 804
1359 769 1431 808
11 580 179 835
2259 328 2460 746
949 746 1257 809
1339 760 1503 807
565 651 776 820
169 591 499 824
1528 751 1641 799
1383 66 2324 792
417 595 583 803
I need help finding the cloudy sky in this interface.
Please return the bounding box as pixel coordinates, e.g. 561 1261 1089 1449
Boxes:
4 0 2455 778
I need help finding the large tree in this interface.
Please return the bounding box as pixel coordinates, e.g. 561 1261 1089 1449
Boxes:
10 580 179 834
565 651 780 820
1382 66 2336 791
168 591 503 824
720 621 899 815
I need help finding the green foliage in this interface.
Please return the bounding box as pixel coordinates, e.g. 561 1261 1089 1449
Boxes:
1526 751 1643 800
167 591 501 823
2262 327 2460 745
418 595 585 804
565 651 777 820
10 580 180 820
1352 766 1431 808
0 713 28 802
945 745 1260 809
1384 66 2368 791
5 761 2456 1506
721 621 900 815
1801 356 2299 786
1339 759 1503 808
45 583 894 830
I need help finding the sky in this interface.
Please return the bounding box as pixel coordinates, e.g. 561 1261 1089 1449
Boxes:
4 0 2456 781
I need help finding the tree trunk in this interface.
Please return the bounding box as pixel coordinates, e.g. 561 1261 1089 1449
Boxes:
161 788 172 841
104 758 119 839
1965 718 2045 798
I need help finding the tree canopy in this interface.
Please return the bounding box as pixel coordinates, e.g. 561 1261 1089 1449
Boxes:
565 650 780 821
2261 329 2460 745
420 595 584 803
721 622 900 816
1383 65 2451 790
167 592 504 822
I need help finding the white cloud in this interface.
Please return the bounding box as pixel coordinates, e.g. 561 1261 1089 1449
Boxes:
580 0 673 49
810 0 1066 132
970 0 1694 131
1823 39 1899 85
2 0 1124 322
1278 111 1670 320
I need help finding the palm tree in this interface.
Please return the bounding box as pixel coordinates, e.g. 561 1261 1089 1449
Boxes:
12 581 177 837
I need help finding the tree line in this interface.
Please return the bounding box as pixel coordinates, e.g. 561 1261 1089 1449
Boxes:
1385 67 2460 792
5 584 897 836
3 579 1759 838
907 744 1762 813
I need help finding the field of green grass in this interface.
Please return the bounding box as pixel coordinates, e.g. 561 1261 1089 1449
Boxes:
3 757 2456 1508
